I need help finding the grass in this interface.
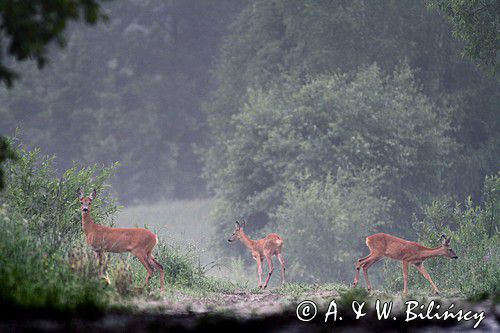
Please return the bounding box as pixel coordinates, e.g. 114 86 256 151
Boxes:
116 198 258 289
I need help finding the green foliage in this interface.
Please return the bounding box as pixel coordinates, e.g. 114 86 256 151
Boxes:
384 174 499 298
0 209 109 313
107 257 133 296
0 136 16 190
0 0 246 203
1 139 119 252
0 0 106 86
272 173 391 282
0 141 119 312
429 0 500 72
0 141 236 310
205 0 499 212
337 287 371 309
210 64 453 259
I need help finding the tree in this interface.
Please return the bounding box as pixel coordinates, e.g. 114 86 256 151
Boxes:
209 65 454 254
0 0 105 87
0 0 246 201
429 0 500 72
205 0 499 210
0 0 106 190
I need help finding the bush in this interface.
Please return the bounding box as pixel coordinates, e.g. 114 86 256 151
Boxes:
383 174 499 298
0 140 235 312
0 206 109 314
0 141 119 313
1 140 119 252
209 64 454 257
271 171 391 283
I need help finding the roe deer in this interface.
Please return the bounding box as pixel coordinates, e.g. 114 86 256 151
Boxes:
353 233 458 294
228 220 285 288
77 188 165 291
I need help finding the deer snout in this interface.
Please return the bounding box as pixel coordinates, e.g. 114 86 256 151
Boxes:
82 207 89 212
453 255 458 259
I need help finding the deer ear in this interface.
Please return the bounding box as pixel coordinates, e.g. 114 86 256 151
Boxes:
235 221 240 228
446 236 452 245
241 219 247 227
89 189 97 200
76 188 84 199
440 234 447 245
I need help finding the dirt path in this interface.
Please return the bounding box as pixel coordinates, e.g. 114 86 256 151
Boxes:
131 289 340 317
2 290 499 332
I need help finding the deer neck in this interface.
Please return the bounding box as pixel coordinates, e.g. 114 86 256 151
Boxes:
418 246 444 261
239 230 256 250
81 213 96 234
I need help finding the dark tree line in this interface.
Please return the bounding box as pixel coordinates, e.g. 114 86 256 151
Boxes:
203 0 499 260
0 0 498 220
0 0 245 200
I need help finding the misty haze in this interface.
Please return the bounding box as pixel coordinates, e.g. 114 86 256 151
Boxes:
0 1 498 332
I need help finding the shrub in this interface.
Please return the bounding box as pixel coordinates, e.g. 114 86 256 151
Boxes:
0 140 119 253
0 140 119 313
209 64 454 257
271 171 392 283
383 174 499 298
0 206 109 314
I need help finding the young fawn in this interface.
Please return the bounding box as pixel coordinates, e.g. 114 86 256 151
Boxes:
77 188 165 291
228 220 285 288
353 233 458 294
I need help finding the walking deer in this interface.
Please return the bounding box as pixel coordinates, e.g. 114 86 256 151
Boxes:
353 233 458 294
77 188 165 291
228 220 285 288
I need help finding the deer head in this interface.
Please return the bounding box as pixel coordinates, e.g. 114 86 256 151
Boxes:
77 188 96 215
228 220 247 242
440 234 458 259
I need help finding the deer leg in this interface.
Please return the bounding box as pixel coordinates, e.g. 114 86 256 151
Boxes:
263 255 274 289
277 253 285 284
361 256 381 291
354 252 375 287
402 261 409 295
361 263 372 291
256 257 263 288
414 263 440 294
354 256 367 287
95 250 104 276
133 251 154 288
353 267 360 288
357 254 371 264
148 256 165 291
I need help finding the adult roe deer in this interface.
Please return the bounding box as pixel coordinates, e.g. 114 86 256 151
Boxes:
77 188 165 291
353 233 458 294
228 220 285 288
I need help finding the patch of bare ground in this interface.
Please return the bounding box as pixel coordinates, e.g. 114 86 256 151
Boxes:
1 289 498 332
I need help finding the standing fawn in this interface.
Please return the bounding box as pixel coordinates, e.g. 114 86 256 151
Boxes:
77 188 165 291
353 233 458 295
228 220 285 288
